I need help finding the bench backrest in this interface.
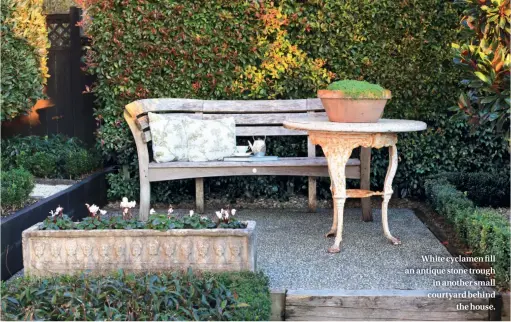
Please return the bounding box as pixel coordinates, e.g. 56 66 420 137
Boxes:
124 98 326 162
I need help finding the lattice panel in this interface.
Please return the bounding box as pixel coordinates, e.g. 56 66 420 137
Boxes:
48 22 71 48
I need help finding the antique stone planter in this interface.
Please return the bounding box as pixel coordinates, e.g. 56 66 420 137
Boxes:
22 221 256 277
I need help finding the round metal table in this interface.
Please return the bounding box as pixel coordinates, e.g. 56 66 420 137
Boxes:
284 116 427 253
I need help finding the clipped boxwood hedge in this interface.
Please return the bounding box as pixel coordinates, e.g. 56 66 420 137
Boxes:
0 168 35 212
438 172 510 208
79 0 509 202
1 135 100 179
424 173 510 288
1 270 271 321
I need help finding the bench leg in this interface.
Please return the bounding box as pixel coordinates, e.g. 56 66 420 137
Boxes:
139 177 151 221
196 178 204 214
360 147 372 222
308 177 317 212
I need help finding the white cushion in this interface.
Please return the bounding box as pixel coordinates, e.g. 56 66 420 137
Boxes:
148 112 188 162
183 117 236 161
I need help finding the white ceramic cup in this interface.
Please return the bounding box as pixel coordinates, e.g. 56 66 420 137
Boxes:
236 146 249 154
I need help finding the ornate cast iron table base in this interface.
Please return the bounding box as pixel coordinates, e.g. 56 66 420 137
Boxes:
308 132 401 253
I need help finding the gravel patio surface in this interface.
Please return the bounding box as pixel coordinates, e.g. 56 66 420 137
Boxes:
234 208 483 291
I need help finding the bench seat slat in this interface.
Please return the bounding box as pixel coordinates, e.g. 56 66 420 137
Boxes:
126 99 203 117
128 98 325 118
203 112 326 125
149 157 360 168
137 113 327 131
147 157 360 181
306 98 324 111
203 100 308 112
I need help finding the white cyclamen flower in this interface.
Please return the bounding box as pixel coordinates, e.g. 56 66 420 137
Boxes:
215 211 222 219
189 210 194 217
120 198 136 209
150 208 156 215
88 204 99 215
99 209 107 216
200 216 208 220
120 197 129 208
55 206 63 214
168 207 174 214
231 209 236 216
49 210 56 217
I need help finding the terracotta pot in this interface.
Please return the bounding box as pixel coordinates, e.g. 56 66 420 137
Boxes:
317 89 391 123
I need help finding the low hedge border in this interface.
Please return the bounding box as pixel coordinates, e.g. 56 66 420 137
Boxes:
438 172 510 208
1 269 270 321
1 135 100 180
0 168 35 212
424 172 510 288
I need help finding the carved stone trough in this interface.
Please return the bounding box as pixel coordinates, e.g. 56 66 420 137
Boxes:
22 221 256 277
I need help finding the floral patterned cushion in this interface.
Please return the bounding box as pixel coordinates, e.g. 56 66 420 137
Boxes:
183 117 236 162
148 112 188 162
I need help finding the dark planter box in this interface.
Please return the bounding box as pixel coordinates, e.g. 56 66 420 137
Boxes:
1 167 113 280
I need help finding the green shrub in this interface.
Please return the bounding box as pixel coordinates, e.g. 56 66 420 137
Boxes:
1 135 100 179
1 269 270 321
77 0 509 202
63 148 99 179
439 172 510 208
23 151 57 178
424 176 510 288
1 168 35 210
0 0 49 121
451 0 510 137
0 18 44 120
214 271 271 321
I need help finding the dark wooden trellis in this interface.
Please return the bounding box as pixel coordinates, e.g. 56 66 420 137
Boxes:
1 7 95 146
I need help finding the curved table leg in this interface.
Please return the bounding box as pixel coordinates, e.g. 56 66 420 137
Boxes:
382 144 401 245
325 167 337 237
324 148 353 253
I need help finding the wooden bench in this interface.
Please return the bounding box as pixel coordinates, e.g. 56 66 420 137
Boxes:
124 98 372 221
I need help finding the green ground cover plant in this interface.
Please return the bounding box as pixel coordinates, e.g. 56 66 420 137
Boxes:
0 168 35 211
76 0 509 202
1 269 270 321
326 80 388 98
425 173 510 288
1 135 100 179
